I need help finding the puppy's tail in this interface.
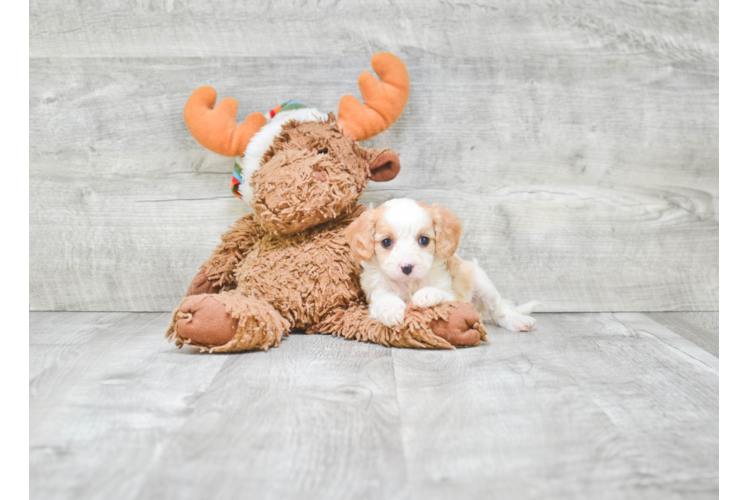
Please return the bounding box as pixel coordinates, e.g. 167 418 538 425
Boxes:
514 301 541 315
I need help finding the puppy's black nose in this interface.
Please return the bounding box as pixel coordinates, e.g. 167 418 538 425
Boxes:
401 264 413 275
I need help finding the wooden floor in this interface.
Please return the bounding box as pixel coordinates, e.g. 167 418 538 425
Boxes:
30 311 718 500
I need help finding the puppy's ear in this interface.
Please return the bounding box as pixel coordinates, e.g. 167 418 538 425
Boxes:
429 205 462 259
345 209 377 262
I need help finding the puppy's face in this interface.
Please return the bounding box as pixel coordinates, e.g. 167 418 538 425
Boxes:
346 199 462 282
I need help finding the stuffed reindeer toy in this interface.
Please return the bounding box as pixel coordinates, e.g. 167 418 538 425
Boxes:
166 53 487 353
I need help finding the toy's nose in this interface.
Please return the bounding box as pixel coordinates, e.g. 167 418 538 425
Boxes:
312 168 327 182
401 264 413 275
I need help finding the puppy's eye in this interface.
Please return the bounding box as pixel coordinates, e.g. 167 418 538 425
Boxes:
418 236 430 246
317 148 328 155
381 238 393 249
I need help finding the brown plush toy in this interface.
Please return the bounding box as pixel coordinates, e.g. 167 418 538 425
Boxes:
166 53 487 353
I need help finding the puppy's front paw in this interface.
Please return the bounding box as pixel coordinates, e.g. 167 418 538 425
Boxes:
411 288 446 309
499 314 536 332
370 297 407 327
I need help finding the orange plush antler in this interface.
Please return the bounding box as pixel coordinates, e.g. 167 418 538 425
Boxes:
183 86 268 157
337 53 410 141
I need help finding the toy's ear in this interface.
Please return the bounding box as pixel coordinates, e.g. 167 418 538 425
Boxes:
428 204 462 259
369 149 400 182
345 209 378 262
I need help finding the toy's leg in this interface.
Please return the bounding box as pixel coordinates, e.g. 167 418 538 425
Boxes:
311 301 487 349
185 268 224 296
165 292 290 353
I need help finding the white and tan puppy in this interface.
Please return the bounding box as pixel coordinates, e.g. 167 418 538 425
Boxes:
345 198 538 331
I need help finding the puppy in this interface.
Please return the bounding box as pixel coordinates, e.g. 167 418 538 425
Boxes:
345 198 538 331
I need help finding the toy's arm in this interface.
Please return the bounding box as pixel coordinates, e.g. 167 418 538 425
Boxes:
310 301 487 349
186 213 264 295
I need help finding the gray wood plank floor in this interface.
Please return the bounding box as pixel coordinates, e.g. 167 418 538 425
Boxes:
646 312 719 358
30 312 718 500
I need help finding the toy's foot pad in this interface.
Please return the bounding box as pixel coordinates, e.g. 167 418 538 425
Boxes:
431 303 484 347
175 295 238 346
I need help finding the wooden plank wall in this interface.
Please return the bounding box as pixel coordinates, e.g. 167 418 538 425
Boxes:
29 0 718 312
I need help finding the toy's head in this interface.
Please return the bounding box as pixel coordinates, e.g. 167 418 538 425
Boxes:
183 53 409 235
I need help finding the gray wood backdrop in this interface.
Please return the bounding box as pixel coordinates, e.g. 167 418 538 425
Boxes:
29 0 718 313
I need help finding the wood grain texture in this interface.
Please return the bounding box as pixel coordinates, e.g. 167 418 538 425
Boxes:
392 312 718 499
30 0 718 60
30 311 718 500
646 312 719 357
29 1 718 312
137 333 407 500
29 49 717 311
30 312 231 500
